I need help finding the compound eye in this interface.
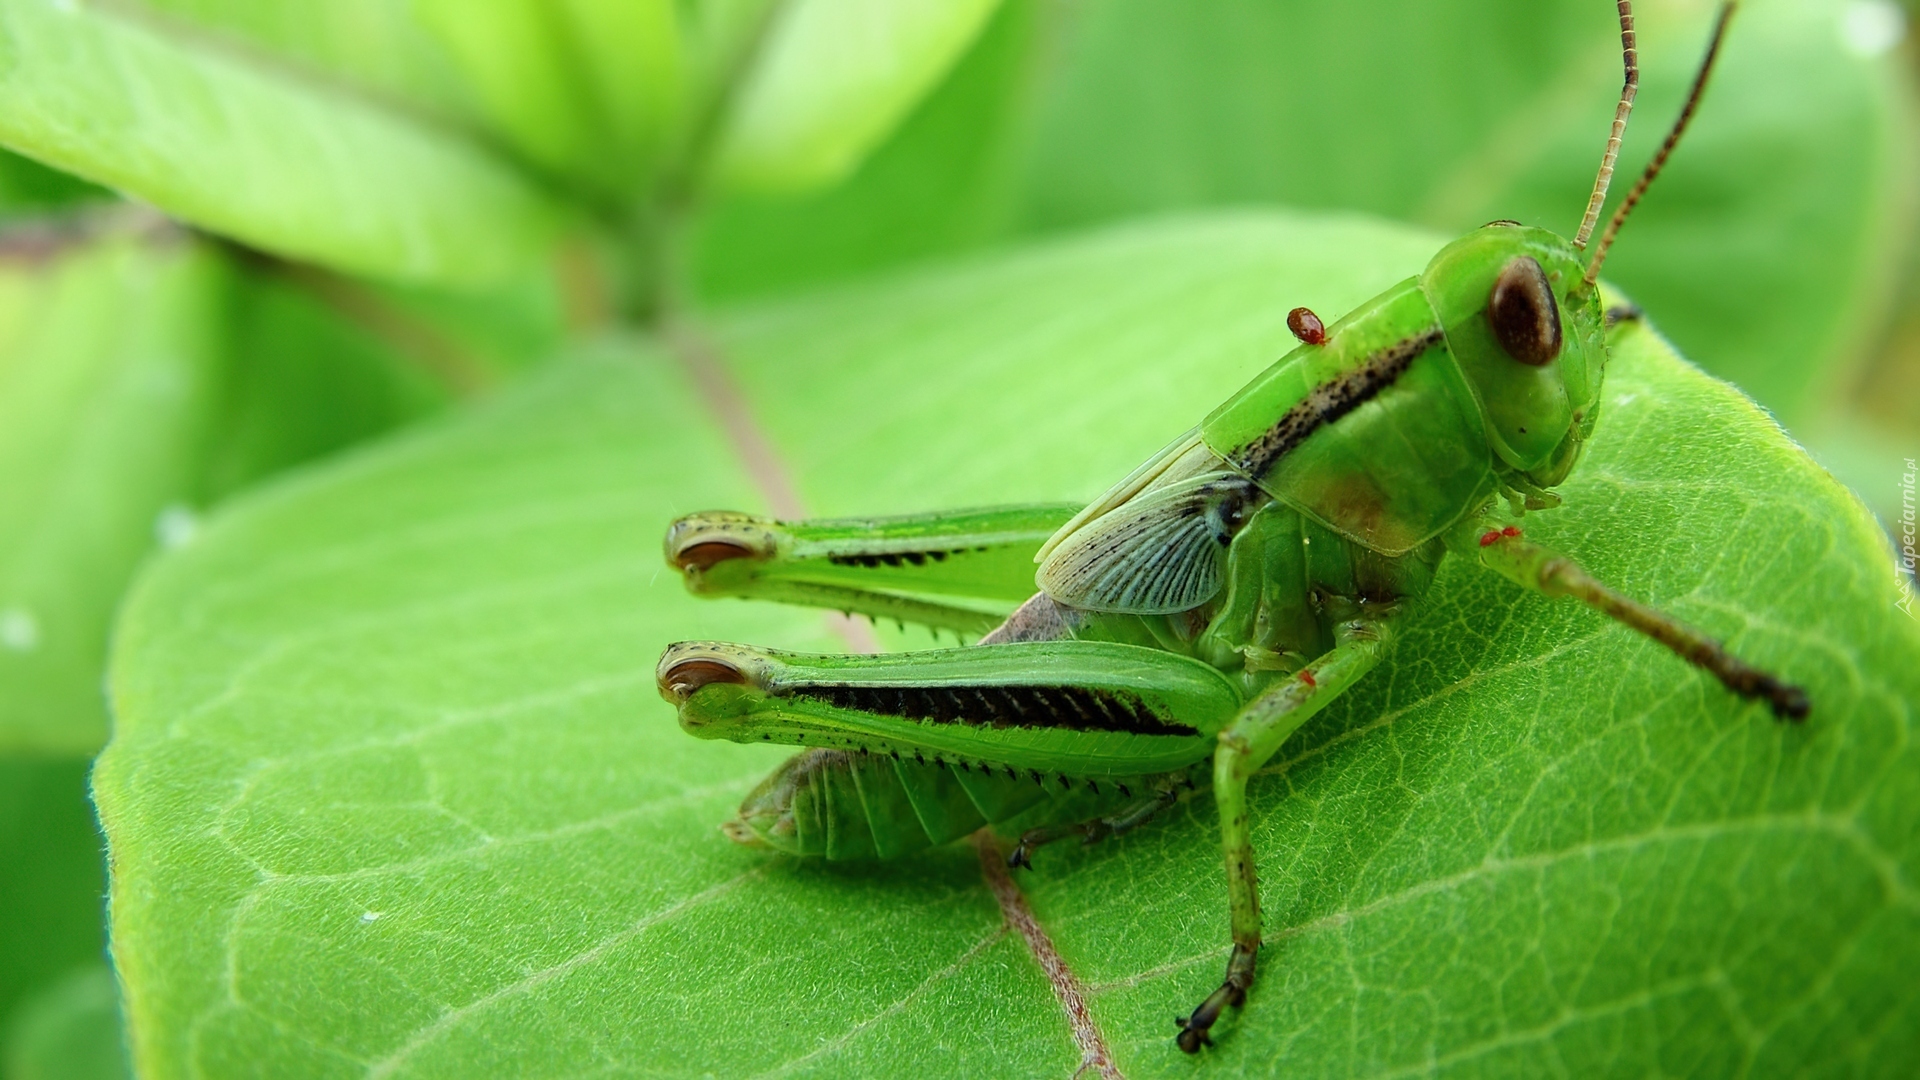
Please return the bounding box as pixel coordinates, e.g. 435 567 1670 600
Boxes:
1487 256 1562 366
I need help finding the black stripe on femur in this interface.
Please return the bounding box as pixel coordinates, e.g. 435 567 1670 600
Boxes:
826 546 988 568
1232 326 1446 480
787 681 1199 737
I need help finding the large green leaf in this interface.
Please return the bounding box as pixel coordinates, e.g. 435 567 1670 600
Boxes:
693 0 1917 432
0 0 567 285
98 213 1917 1077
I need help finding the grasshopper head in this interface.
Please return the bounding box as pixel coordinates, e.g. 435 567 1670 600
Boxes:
1418 1 1737 495
1421 223 1607 491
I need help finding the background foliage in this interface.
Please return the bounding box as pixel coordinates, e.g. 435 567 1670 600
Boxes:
1 1 1917 1077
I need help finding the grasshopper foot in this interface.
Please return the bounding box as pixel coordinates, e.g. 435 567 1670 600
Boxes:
1757 676 1811 723
1175 942 1256 1053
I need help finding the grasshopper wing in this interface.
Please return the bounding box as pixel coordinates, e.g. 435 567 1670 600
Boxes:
1036 469 1252 615
1035 426 1206 565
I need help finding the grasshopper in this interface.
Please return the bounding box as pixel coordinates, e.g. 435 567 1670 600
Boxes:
657 0 1805 1053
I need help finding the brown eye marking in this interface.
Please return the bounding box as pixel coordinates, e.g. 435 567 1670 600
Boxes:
1488 255 1563 366
1482 218 1522 228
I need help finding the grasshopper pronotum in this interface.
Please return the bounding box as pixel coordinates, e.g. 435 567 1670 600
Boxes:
657 1 1804 1052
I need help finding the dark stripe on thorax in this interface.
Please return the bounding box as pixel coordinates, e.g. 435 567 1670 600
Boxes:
787 682 1199 738
1231 326 1445 479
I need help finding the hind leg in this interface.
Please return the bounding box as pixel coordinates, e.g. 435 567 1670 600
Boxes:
666 504 1079 637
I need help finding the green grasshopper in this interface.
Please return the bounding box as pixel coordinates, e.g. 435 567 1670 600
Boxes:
657 0 1805 1053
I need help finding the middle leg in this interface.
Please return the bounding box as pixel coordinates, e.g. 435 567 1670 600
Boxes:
1177 612 1396 1053
1007 780 1190 869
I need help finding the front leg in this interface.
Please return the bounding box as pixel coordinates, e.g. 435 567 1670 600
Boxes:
1458 520 1809 719
667 504 1080 637
1178 614 1395 1053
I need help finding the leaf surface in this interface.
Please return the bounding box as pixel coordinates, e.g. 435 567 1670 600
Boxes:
99 212 1920 1077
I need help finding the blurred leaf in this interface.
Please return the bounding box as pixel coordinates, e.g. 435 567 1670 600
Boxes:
1799 419 1920 531
127 0 998 214
693 0 1917 431
557 0 682 189
356 270 573 385
415 0 680 199
0 758 107 1032
2 964 128 1080
127 0 472 120
0 0 569 285
0 223 510 753
192 262 452 503
0 148 108 218
0 225 225 753
690 0 1038 297
99 213 1918 1077
710 0 1004 193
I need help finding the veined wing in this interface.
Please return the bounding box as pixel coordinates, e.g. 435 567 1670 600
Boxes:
1036 470 1257 615
1035 426 1206 565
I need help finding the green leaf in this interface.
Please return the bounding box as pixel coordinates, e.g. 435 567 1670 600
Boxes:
693 0 1917 432
2 964 129 1080
0 0 568 285
709 0 1004 193
0 757 110 1030
98 212 1918 1076
0 228 226 754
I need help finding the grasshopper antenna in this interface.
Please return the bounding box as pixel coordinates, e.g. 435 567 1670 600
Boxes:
1582 1 1738 287
1574 0 1640 252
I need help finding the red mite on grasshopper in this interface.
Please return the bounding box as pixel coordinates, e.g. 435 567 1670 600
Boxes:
658 0 1802 1053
